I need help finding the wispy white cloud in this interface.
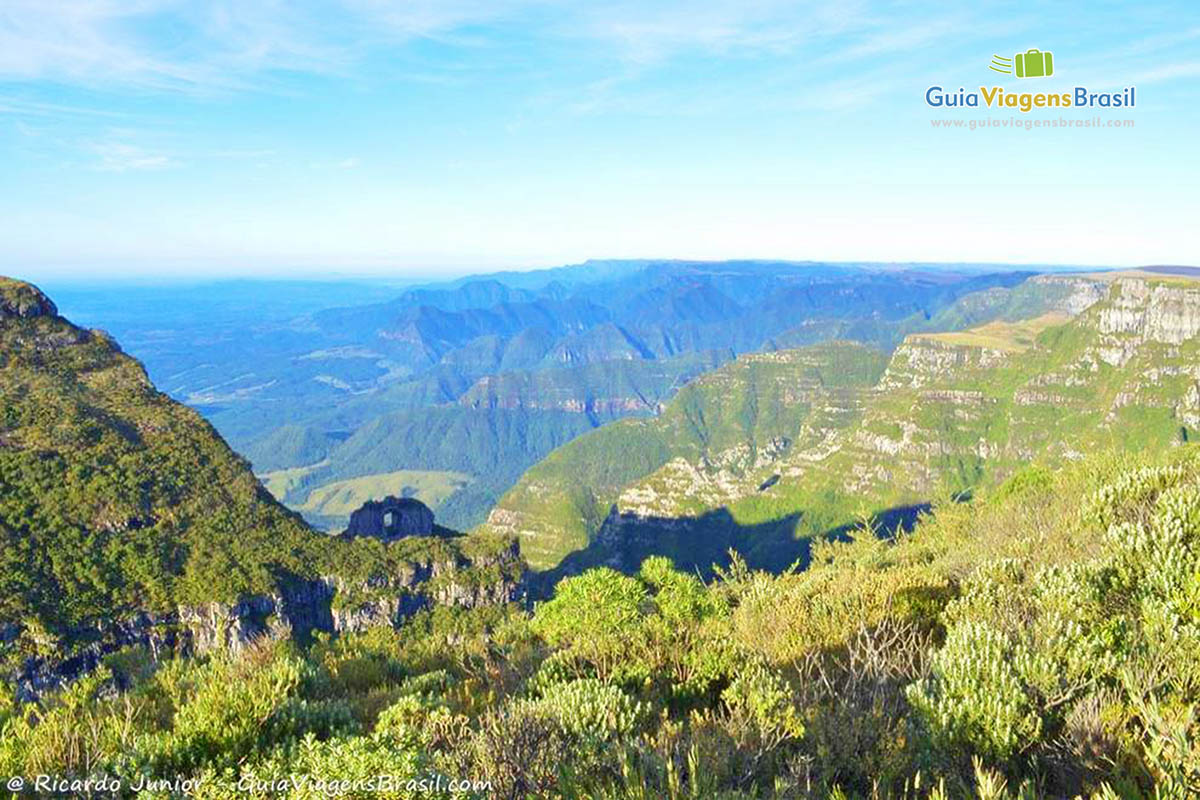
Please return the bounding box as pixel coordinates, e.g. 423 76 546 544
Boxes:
830 17 965 62
1128 60 1200 84
205 147 276 160
0 95 132 118
308 156 362 169
1113 25 1200 57
341 0 534 40
0 0 350 91
562 0 870 64
0 1 947 90
89 140 172 171
2 0 1197 114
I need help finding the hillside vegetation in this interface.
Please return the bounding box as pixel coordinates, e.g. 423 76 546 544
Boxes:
0 278 509 665
4 445 1197 797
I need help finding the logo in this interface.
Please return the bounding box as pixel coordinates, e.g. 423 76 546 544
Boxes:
924 47 1135 114
990 49 1054 78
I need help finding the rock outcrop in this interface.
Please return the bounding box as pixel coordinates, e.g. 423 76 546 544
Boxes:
1026 274 1106 315
1097 279 1200 352
879 338 1012 390
0 278 57 318
344 496 435 540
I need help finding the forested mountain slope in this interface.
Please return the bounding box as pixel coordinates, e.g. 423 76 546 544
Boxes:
0 278 519 694
488 272 1200 574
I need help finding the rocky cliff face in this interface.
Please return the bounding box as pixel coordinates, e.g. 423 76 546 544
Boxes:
454 350 735 422
1025 274 1106 315
1096 279 1200 358
489 273 1200 573
879 338 1014 390
10 538 525 700
461 384 661 416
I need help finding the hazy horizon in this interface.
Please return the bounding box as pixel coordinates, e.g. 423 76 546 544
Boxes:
12 256 1156 289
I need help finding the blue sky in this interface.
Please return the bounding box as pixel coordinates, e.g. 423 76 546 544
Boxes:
1 1 1197 280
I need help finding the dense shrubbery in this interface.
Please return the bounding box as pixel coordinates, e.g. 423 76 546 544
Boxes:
4 448 1200 797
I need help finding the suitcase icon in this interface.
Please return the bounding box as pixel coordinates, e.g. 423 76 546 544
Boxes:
1014 49 1053 78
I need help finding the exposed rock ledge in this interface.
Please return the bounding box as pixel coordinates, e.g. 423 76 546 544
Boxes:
5 539 523 701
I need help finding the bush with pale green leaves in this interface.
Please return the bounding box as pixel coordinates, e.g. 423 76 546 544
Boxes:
909 453 1200 793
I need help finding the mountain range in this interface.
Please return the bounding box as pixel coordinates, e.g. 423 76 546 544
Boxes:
484 269 1200 577
49 260 1039 532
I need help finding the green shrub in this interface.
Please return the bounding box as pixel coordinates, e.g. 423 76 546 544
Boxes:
531 568 647 681
721 661 804 748
911 456 1200 791
466 679 643 795
0 667 141 777
908 619 1044 762
144 646 308 772
219 732 429 800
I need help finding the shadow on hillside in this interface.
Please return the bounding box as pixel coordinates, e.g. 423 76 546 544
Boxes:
527 501 933 599
823 502 933 541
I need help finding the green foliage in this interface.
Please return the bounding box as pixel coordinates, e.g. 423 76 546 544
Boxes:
531 559 741 706
464 678 643 797
533 678 645 740
222 732 427 800
908 618 1045 761
0 667 136 778
146 647 312 772
721 661 805 746
531 568 648 680
909 453 1200 792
